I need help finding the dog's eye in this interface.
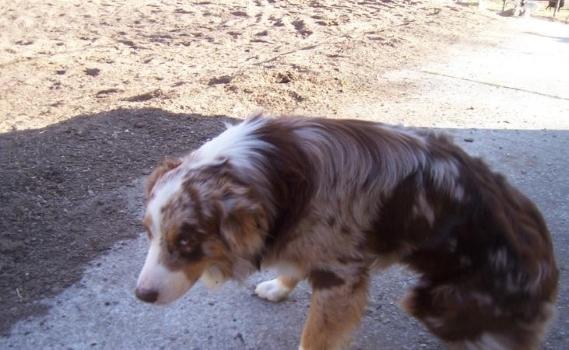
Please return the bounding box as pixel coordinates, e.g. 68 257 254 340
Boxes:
178 238 190 247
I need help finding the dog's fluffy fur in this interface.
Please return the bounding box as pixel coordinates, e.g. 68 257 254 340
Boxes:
136 115 558 350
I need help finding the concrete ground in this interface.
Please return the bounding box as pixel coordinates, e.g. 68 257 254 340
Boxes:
1 17 568 350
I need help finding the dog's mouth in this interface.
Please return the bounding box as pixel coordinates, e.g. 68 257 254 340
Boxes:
134 286 193 305
135 240 200 304
135 264 228 304
135 264 196 305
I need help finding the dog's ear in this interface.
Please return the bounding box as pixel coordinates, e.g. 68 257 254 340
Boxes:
145 158 182 199
218 184 267 257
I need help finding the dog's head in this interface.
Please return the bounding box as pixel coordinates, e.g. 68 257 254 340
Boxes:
135 157 268 304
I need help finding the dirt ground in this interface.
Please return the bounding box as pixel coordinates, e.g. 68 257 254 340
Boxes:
0 0 515 339
0 0 497 132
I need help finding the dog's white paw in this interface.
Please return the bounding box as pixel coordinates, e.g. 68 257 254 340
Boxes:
255 278 292 302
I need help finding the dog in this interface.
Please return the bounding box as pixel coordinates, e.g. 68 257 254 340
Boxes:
135 114 558 350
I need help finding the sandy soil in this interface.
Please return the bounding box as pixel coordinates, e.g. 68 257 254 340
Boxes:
0 0 496 132
0 0 504 338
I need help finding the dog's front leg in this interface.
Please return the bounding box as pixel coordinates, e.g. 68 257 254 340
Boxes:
255 275 301 302
300 273 369 350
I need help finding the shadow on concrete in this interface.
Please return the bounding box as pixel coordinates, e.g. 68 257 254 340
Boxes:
0 108 236 335
524 30 569 43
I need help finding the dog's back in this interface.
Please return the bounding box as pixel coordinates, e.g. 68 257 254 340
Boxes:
254 117 558 348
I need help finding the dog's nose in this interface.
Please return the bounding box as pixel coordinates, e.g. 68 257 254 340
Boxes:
135 287 159 303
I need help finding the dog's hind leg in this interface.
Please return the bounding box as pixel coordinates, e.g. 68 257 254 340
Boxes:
255 275 301 302
402 281 555 350
300 272 369 350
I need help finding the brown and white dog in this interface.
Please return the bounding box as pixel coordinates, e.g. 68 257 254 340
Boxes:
135 115 558 350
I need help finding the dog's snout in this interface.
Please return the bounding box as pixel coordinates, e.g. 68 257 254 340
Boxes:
135 287 159 303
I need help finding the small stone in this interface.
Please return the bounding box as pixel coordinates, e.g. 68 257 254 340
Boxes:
85 68 101 77
208 75 232 86
15 39 34 45
463 138 474 142
234 333 245 344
